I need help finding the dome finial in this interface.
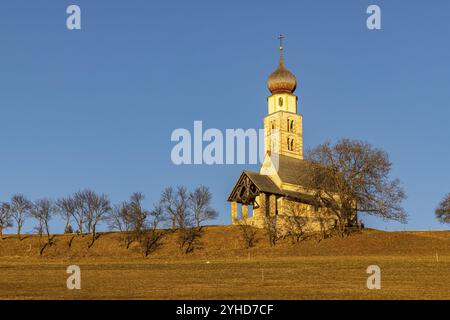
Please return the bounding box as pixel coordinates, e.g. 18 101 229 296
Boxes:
278 34 284 63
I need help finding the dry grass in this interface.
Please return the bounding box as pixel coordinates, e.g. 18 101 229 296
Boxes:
0 226 450 299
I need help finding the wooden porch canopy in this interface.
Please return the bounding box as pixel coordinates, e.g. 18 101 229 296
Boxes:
227 171 284 205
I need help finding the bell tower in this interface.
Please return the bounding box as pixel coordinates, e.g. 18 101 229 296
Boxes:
264 35 303 160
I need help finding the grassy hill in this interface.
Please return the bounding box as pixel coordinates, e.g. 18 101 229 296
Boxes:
1 226 450 299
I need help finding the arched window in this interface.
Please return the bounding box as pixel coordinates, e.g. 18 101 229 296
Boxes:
287 137 294 151
287 119 294 133
271 121 276 135
278 97 283 107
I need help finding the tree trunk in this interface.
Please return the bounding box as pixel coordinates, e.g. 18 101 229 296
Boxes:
68 235 75 248
78 223 84 236
126 238 132 249
88 228 96 248
0 225 3 240
88 224 100 249
39 243 48 256
45 221 51 244
172 217 176 229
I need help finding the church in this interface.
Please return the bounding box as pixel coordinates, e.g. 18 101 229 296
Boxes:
227 38 335 231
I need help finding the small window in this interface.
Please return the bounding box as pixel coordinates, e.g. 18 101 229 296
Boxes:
287 137 294 151
287 119 294 133
278 97 283 107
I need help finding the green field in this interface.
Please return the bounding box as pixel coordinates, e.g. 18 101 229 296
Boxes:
0 227 449 299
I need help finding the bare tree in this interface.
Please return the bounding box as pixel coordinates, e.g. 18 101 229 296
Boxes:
178 226 203 254
161 186 191 228
284 215 308 243
77 190 111 248
435 193 450 225
314 208 332 241
258 196 279 246
148 203 166 231
108 202 131 232
108 202 135 248
175 186 191 228
161 187 177 228
114 192 167 256
306 139 407 237
140 203 167 257
72 192 87 235
265 214 278 246
74 190 93 234
0 203 12 240
122 192 152 254
161 186 201 253
281 202 309 244
189 185 218 227
56 197 75 234
128 192 149 240
237 218 258 249
56 196 78 247
10 194 32 240
30 198 55 255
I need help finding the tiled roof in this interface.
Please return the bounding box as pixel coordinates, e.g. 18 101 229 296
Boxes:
274 154 313 186
243 171 283 195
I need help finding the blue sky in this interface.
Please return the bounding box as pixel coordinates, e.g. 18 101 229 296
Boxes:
0 0 449 233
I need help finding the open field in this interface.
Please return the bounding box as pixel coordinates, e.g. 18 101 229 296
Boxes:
1 226 450 299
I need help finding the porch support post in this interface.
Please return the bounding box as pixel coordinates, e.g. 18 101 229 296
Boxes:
231 201 238 225
242 204 248 220
269 195 277 216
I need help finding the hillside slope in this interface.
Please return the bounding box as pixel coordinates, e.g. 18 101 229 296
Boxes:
1 227 450 299
1 226 449 260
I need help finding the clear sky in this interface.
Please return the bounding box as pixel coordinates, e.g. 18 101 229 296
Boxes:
0 0 449 233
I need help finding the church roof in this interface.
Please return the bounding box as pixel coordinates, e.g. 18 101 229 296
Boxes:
271 154 313 186
283 190 317 205
273 154 337 194
243 171 284 195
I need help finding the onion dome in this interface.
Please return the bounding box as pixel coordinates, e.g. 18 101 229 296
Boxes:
267 43 297 94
